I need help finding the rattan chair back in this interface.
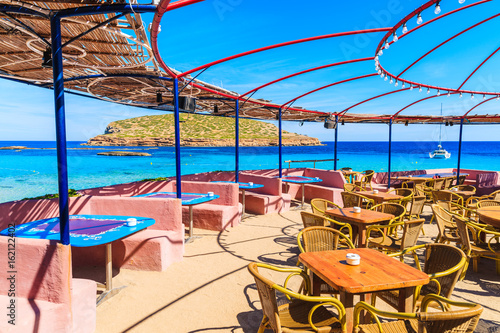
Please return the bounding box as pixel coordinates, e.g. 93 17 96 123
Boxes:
341 192 374 209
476 199 500 208
407 195 426 218
343 183 363 192
310 198 340 215
443 176 454 190
431 204 459 244
300 211 327 228
298 226 354 253
433 178 446 190
371 202 406 222
452 185 476 192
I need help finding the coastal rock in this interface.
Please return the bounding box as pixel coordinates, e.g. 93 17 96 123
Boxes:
97 151 152 156
0 146 28 150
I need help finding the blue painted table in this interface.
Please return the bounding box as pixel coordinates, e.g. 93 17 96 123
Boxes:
212 181 264 215
281 176 322 208
1 214 154 304
133 192 219 241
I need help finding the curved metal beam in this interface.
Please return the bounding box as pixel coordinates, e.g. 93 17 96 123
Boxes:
339 87 412 116
458 46 500 90
463 96 498 117
179 28 391 78
240 57 373 98
392 92 460 118
397 13 500 78
280 74 377 108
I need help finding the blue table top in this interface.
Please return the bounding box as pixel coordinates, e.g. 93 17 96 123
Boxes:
133 192 220 205
281 176 322 184
0 215 155 247
212 181 264 190
412 173 468 178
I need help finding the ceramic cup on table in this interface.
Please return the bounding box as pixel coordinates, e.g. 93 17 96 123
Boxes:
353 206 361 213
373 189 379 194
126 218 137 227
208 191 214 196
346 253 360 265
249 182 254 186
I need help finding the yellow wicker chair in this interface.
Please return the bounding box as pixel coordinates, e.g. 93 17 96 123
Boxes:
366 218 425 265
405 195 426 220
466 189 500 211
371 244 467 312
311 198 341 215
353 294 482 333
388 188 413 207
455 215 500 275
443 176 455 190
431 204 460 245
370 203 406 224
297 226 354 296
476 199 500 208
343 183 363 192
341 192 375 210
300 211 353 240
354 170 374 190
248 262 347 333
450 184 476 193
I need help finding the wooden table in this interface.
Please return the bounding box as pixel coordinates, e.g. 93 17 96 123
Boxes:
477 206 500 228
342 170 360 183
443 189 475 201
299 249 429 333
357 190 403 204
325 207 394 247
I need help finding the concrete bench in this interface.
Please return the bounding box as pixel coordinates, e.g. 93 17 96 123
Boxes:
238 172 290 215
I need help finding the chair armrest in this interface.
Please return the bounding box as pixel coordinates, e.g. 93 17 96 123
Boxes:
353 301 417 332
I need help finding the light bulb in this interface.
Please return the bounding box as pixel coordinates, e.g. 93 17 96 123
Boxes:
402 23 408 34
410 85 414 91
497 95 500 100
395 80 398 87
434 3 441 15
390 77 393 84
378 69 382 75
380 72 385 78
402 82 405 88
375 55 379 62
375 65 379 71
427 88 430 94
471 94 474 100
459 0 465 4
385 41 390 49
378 49 383 56
417 13 423 24
460 92 463 98
419 86 422 92
447 92 451 97
437 90 440 96
393 32 398 43
483 94 486 100
384 75 388 81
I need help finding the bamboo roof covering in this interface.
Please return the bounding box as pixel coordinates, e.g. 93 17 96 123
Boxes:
0 0 499 125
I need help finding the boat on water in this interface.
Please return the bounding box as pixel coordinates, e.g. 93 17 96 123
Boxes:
429 104 451 159
429 144 451 159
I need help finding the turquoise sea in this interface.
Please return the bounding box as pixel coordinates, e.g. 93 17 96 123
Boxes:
1 141 499 203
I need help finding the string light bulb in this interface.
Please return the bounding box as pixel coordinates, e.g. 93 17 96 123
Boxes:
437 90 441 96
434 2 441 15
393 32 398 43
447 91 451 97
402 82 406 88
378 49 383 56
419 86 422 92
380 72 385 78
378 69 382 75
390 77 393 84
471 93 474 100
427 88 430 94
384 74 388 81
402 23 408 34
385 40 390 49
497 95 500 100
459 0 465 4
417 13 423 24
483 94 486 100
410 85 414 91
395 80 398 87
460 92 463 98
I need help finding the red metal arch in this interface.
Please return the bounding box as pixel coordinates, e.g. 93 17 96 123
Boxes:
339 87 412 116
280 74 377 108
463 96 498 117
458 46 500 90
240 57 373 98
392 92 460 118
178 28 391 78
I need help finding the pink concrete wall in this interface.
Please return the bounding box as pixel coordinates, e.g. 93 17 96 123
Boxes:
179 181 239 206
304 168 346 188
0 238 71 304
79 180 175 197
239 173 282 196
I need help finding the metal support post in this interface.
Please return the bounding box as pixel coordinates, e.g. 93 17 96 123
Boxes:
334 115 338 171
456 118 464 185
279 107 283 178
235 99 239 182
387 119 393 190
173 78 182 198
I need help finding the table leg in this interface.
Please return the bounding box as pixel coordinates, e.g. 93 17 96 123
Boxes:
301 184 305 208
310 272 322 296
398 287 415 312
358 226 367 248
96 243 125 305
340 291 354 333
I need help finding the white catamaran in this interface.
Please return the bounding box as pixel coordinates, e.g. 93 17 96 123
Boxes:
429 104 451 159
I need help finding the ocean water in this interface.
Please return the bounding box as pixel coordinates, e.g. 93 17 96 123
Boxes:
1 140 499 203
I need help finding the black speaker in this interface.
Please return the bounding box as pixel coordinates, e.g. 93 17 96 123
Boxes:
324 119 337 129
178 96 196 112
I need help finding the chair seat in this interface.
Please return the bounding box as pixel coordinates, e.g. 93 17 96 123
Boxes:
279 299 343 332
354 318 418 333
470 242 500 256
368 236 401 251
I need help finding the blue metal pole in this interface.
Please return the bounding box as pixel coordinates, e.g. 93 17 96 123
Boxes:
387 119 392 190
334 115 338 171
235 99 239 182
50 15 70 245
279 108 283 178
456 118 464 185
173 78 182 198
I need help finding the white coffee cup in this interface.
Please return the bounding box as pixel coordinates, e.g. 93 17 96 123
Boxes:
452 188 458 192
249 182 254 186
373 189 379 194
126 218 137 227
208 191 214 196
353 206 361 213
346 253 360 265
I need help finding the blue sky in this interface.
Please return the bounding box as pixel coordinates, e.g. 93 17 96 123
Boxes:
1 0 500 142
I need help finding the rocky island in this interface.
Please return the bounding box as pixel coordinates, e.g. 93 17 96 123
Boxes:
85 113 322 147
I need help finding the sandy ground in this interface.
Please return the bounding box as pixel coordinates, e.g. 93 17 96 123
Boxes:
82 204 500 333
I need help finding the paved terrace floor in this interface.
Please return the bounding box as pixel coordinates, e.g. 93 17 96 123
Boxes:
81 205 500 332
